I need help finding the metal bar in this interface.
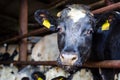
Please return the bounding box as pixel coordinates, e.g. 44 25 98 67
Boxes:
89 0 104 8
48 0 61 7
105 0 114 5
48 0 69 10
19 0 28 61
1 60 120 68
92 2 120 14
0 27 49 45
84 60 120 68
0 61 57 66
0 14 17 23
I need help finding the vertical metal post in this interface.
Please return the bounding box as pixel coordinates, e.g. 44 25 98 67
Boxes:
19 0 28 61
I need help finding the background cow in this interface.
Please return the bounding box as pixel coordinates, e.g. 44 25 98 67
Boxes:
31 33 59 72
45 67 70 80
0 64 18 80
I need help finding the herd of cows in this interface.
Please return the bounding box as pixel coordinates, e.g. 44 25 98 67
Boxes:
0 33 93 80
0 4 120 80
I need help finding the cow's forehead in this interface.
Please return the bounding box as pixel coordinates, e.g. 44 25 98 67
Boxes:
67 8 86 23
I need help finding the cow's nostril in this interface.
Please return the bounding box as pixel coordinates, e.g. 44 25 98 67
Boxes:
72 57 77 61
61 54 64 59
60 54 64 62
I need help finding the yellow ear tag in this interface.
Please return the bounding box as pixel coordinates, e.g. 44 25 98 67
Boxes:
42 19 51 29
101 20 110 31
37 77 43 80
59 78 63 80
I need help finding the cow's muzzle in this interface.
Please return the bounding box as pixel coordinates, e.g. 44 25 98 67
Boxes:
58 52 79 66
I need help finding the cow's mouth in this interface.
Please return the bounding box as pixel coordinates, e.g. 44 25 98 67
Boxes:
57 58 83 72
57 64 74 71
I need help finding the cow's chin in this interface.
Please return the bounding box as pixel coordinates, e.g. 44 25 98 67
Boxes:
57 60 83 72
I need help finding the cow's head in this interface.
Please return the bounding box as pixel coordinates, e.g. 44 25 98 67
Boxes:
34 4 95 71
57 4 95 70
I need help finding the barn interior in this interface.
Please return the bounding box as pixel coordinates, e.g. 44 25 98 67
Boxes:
1 0 119 42
0 0 120 80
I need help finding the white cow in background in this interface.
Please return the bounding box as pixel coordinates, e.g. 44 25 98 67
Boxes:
31 33 59 61
0 42 36 61
31 33 59 72
0 64 18 80
15 65 42 80
71 69 93 80
45 67 70 80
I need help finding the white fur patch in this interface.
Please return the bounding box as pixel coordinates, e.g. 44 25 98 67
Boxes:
45 67 70 80
68 8 86 22
72 69 93 80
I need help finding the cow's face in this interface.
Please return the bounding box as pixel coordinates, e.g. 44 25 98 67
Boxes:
57 5 95 70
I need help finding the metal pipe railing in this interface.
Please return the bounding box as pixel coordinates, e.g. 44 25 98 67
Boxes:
1 60 120 68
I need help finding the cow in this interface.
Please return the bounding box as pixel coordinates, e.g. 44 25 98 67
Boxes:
34 4 120 80
56 4 120 80
31 33 59 72
0 64 18 80
15 65 45 80
70 69 93 80
45 67 70 80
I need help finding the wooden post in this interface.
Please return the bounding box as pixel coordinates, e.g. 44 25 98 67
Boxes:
19 0 28 61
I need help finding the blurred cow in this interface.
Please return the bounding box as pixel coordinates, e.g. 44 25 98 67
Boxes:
31 33 59 72
15 65 45 80
70 69 93 80
45 67 70 80
0 64 18 80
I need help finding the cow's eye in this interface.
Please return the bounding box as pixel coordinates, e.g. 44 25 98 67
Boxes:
86 29 93 34
57 26 65 33
58 27 62 32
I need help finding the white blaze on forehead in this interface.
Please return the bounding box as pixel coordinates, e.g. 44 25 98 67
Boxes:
67 8 86 22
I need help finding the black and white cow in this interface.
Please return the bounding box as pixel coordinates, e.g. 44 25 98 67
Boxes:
45 67 70 80
34 4 120 80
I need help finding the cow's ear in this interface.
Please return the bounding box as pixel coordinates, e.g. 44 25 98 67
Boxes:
57 11 61 17
34 9 49 25
34 9 58 32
